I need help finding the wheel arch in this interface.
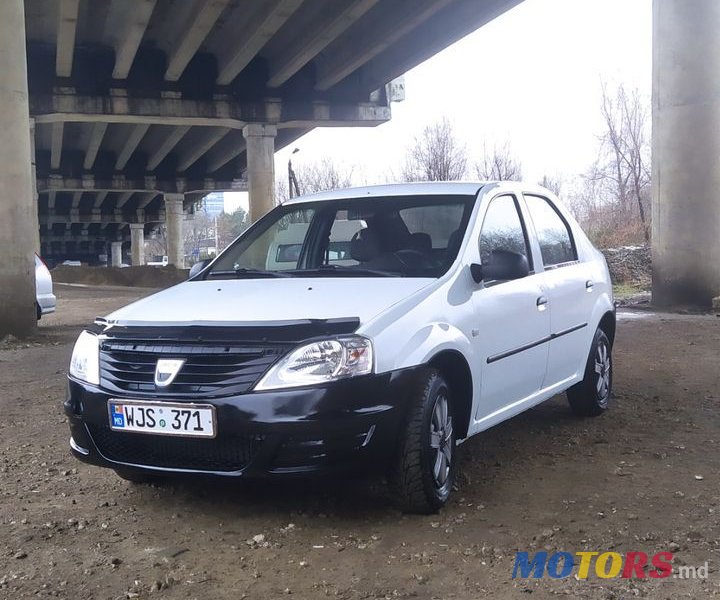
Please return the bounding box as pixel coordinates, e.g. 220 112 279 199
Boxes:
598 310 616 347
428 350 473 440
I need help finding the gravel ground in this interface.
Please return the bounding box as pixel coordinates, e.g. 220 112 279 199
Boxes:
1 284 719 599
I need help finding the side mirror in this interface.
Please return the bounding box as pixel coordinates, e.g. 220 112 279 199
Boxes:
471 249 529 283
189 259 211 279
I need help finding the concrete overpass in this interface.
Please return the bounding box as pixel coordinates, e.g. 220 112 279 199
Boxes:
1 0 719 337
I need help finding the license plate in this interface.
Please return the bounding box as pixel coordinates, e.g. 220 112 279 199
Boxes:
108 399 216 438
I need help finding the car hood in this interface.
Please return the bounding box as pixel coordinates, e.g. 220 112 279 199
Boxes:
103 277 434 327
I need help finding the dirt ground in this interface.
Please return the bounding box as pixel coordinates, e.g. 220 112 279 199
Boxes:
1 284 719 599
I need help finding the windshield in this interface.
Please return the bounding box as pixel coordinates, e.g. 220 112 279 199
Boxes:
206 194 475 279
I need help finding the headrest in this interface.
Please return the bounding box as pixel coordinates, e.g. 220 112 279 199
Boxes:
408 232 432 253
350 228 381 262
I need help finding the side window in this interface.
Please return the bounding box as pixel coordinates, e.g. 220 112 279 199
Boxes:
479 195 531 269
524 195 577 268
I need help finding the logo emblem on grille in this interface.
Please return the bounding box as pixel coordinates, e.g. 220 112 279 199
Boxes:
154 359 185 387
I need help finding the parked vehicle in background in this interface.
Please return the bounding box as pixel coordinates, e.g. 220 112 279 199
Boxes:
147 255 169 267
35 254 56 319
65 182 615 513
61 260 82 267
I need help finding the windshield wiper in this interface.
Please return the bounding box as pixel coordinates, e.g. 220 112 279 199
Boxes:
290 265 403 277
207 268 291 279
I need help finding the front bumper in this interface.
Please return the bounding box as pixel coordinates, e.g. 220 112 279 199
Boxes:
65 367 421 477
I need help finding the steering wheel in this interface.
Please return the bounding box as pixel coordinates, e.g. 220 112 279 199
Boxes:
393 248 428 269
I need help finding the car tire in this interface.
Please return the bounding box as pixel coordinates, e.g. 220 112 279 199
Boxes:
36 303 42 321
391 369 456 514
567 328 613 417
114 469 159 484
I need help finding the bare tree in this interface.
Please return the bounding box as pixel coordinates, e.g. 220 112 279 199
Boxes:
401 117 468 182
589 82 651 242
276 157 354 204
474 143 522 181
538 174 563 197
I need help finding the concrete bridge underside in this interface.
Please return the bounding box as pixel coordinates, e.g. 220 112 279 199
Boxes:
1 0 719 337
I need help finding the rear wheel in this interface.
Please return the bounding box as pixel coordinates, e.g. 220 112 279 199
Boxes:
567 328 612 417
391 369 456 513
36 303 42 321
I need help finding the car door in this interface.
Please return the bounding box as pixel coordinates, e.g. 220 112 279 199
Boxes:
470 193 550 428
521 193 593 387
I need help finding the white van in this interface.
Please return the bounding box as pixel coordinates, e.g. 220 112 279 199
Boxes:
66 182 615 513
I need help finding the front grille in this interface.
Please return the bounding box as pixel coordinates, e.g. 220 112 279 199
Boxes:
87 424 259 472
99 340 290 398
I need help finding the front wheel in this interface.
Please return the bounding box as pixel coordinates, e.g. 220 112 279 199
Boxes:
567 328 613 417
391 369 456 514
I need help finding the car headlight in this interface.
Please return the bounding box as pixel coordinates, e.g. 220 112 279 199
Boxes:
69 330 100 385
254 336 373 391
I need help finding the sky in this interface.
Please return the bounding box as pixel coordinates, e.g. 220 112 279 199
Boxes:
225 0 652 214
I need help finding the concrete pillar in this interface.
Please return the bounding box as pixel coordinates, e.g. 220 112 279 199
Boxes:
129 224 145 266
29 118 40 255
243 124 277 222
652 0 720 307
164 193 185 268
110 242 123 268
0 0 37 337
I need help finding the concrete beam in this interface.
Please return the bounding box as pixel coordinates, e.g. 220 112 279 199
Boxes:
177 127 229 171
71 191 83 208
355 0 523 96
31 93 390 129
93 190 109 208
108 0 158 79
115 123 150 170
137 192 159 209
165 0 230 82
267 0 379 88
216 0 304 85
37 175 246 194
147 126 191 170
56 0 80 77
83 122 108 169
50 121 64 169
206 133 246 173
314 0 454 91
116 191 134 209
40 214 159 225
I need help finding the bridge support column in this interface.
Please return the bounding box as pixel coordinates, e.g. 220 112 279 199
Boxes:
110 241 123 268
243 124 277 222
652 0 720 306
130 224 145 266
164 193 185 268
0 0 37 337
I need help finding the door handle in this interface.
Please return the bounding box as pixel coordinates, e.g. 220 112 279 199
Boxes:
536 296 548 310
586 280 594 291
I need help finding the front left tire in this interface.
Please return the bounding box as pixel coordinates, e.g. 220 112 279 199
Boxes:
567 327 613 417
391 369 456 514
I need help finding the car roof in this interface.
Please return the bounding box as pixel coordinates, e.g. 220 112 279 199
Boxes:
283 181 493 204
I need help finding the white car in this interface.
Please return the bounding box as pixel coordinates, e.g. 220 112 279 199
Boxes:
35 254 56 319
147 255 169 267
65 182 615 513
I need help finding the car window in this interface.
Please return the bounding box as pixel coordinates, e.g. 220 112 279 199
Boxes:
399 204 466 249
479 195 531 269
524 195 577 267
